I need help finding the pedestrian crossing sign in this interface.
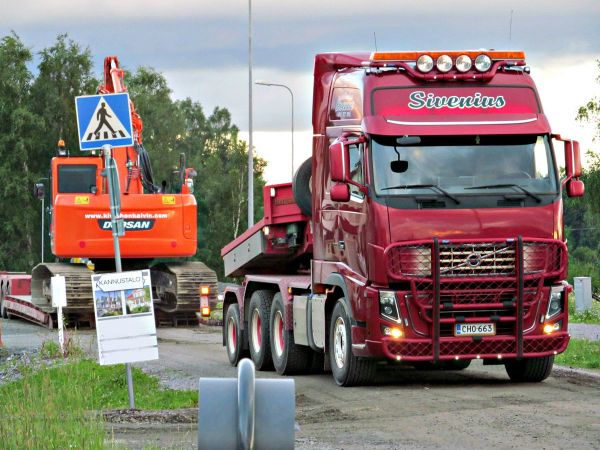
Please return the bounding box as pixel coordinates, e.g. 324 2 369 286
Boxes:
75 92 134 151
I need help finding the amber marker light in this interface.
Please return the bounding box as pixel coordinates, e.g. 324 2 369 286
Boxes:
201 307 210 317
200 286 210 296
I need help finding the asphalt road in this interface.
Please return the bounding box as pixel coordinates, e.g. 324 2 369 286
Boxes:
1 318 599 449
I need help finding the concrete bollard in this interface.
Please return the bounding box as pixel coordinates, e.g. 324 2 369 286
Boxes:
198 359 295 450
574 277 593 312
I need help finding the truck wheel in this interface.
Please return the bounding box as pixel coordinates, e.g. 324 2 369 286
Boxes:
293 158 312 216
270 293 311 375
248 290 274 371
505 356 554 382
329 300 376 386
225 304 246 366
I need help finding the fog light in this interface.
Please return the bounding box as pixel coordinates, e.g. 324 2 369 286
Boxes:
455 55 472 72
475 54 492 72
543 322 561 334
416 54 434 73
436 54 453 73
383 326 403 339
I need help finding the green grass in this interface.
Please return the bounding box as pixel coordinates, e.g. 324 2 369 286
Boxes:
0 358 197 449
568 294 600 324
556 338 600 370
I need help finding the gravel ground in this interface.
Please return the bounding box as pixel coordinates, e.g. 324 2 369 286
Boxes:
2 317 600 450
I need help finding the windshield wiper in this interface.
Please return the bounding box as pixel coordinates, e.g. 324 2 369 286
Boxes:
381 184 460 204
465 183 541 203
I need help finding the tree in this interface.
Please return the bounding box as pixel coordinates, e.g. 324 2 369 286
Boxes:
29 34 98 166
0 33 41 270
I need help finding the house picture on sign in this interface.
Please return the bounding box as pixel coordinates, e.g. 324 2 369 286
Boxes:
95 291 124 318
125 287 152 315
81 96 132 143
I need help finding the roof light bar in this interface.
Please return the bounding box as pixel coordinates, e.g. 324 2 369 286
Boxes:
371 50 525 62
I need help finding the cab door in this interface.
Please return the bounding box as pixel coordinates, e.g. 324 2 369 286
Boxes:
336 141 368 277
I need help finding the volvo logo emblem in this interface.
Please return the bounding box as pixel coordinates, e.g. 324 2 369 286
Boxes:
466 253 482 267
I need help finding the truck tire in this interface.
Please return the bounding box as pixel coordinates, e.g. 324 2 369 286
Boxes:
505 355 554 382
293 158 312 216
225 304 246 366
248 290 275 371
270 293 311 374
329 300 376 386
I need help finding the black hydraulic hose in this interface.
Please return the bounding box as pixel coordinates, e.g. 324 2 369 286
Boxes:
134 143 160 193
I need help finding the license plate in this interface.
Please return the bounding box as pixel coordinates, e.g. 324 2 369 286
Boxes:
454 323 496 337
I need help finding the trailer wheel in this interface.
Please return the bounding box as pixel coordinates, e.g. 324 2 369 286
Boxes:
329 300 376 386
270 293 311 374
505 355 554 382
248 290 275 371
225 304 246 366
293 158 312 216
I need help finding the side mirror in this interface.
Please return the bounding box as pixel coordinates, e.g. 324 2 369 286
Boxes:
34 183 45 200
329 141 349 182
330 183 350 202
566 179 585 198
564 140 582 178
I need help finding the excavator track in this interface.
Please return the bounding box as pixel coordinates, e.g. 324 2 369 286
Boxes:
31 263 96 326
151 261 218 325
30 261 218 327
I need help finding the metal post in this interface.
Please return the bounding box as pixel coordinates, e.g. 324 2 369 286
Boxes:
41 196 45 263
516 237 524 359
247 0 254 229
255 82 294 178
432 238 440 362
103 144 135 409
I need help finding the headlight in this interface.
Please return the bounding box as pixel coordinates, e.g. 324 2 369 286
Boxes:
436 54 453 73
475 54 492 72
416 55 434 73
455 55 472 72
546 286 564 320
379 291 401 323
397 246 431 277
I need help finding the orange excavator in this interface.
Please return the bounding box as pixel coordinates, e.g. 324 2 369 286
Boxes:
30 56 217 325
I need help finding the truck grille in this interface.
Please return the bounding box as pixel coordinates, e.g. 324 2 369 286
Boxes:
385 238 565 280
439 242 514 277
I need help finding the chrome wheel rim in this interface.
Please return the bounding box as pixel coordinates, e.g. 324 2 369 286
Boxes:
251 309 262 353
227 316 237 355
334 316 347 369
273 310 284 357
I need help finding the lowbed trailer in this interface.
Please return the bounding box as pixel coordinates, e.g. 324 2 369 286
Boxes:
0 273 54 328
221 50 584 386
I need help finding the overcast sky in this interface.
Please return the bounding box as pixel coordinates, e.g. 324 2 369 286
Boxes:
2 0 599 183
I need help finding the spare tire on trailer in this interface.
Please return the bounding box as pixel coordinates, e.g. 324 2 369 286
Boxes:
293 157 312 216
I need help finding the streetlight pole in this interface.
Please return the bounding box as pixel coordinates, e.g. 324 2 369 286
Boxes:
247 0 254 229
34 179 48 263
255 81 295 179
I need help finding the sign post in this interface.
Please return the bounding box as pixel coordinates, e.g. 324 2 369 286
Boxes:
76 92 137 409
50 275 67 354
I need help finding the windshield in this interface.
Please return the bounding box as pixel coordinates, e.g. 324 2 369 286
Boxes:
371 134 558 198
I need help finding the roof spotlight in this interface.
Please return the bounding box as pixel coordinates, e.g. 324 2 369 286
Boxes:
475 54 492 72
455 55 472 72
416 55 434 73
436 54 453 73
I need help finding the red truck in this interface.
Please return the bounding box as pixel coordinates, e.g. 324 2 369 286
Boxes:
221 50 585 386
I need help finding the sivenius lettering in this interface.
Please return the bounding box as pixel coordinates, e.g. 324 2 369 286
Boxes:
408 91 506 110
